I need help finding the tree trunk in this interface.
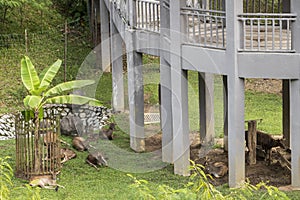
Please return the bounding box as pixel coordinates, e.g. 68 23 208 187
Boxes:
34 110 41 173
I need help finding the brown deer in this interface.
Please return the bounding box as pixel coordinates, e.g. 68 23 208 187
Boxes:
72 136 88 151
60 148 76 163
245 130 285 164
100 123 115 140
86 151 108 169
29 171 64 190
204 158 228 178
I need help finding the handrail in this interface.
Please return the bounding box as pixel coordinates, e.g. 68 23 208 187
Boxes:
238 13 297 52
181 7 226 49
134 0 160 33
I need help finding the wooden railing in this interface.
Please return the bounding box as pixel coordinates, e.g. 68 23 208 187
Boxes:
238 13 296 52
134 0 160 32
181 7 226 49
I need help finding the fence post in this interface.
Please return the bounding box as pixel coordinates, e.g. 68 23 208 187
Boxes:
25 29 28 54
64 20 68 82
247 120 257 165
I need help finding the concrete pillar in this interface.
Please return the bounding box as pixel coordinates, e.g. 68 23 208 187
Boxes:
199 73 215 145
226 0 245 188
160 58 173 163
100 0 111 72
110 22 124 112
170 0 190 176
160 0 173 164
223 75 228 152
290 79 300 188
126 33 145 152
291 0 300 188
282 80 290 147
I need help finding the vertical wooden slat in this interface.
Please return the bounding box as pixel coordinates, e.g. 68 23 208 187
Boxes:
287 20 290 50
258 19 260 51
265 18 268 50
279 19 282 50
272 19 275 50
250 19 253 50
247 120 257 165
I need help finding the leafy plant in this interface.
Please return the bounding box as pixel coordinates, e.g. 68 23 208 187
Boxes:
21 55 102 173
0 156 13 200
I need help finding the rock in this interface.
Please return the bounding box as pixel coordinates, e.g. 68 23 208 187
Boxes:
60 114 84 136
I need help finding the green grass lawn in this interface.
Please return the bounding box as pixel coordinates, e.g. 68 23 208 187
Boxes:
0 10 296 198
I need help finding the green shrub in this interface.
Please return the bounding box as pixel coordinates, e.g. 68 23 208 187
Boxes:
128 160 291 200
0 156 41 200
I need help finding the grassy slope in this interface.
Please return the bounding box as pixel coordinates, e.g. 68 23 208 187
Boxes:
0 4 298 199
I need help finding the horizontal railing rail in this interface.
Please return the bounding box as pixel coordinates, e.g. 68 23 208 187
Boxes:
181 7 226 49
134 0 160 33
238 13 296 52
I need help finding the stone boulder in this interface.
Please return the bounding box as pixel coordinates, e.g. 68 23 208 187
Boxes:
60 114 84 136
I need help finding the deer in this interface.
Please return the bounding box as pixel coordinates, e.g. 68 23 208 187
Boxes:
245 130 285 164
72 136 88 151
29 171 64 190
204 158 228 178
86 151 108 169
60 148 76 164
100 123 116 140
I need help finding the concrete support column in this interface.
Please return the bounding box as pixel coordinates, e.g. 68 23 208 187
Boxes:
100 0 111 72
282 80 290 147
126 37 145 152
226 0 245 188
223 75 228 151
290 79 300 188
110 22 124 112
227 76 245 188
160 58 173 163
170 0 190 176
199 73 215 145
160 0 173 164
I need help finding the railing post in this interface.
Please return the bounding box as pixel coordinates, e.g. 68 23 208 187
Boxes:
100 0 111 72
160 0 173 164
128 0 137 28
226 0 245 188
170 0 190 176
290 0 300 188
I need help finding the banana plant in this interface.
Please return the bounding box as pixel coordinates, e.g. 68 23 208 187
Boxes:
21 56 101 114
20 55 102 172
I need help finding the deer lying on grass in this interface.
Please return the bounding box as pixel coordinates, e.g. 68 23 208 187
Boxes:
245 130 285 164
60 148 76 163
29 171 64 190
86 151 108 169
72 136 88 151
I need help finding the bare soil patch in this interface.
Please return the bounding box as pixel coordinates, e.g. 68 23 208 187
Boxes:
145 133 291 187
245 79 282 95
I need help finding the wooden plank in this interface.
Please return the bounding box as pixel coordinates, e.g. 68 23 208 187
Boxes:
247 120 257 165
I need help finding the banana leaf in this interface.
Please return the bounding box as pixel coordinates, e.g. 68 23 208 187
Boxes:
44 94 102 107
23 95 42 109
44 80 95 97
21 56 40 95
39 59 62 92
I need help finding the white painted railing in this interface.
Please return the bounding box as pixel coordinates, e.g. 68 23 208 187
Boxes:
134 0 160 32
238 13 296 52
181 7 226 49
